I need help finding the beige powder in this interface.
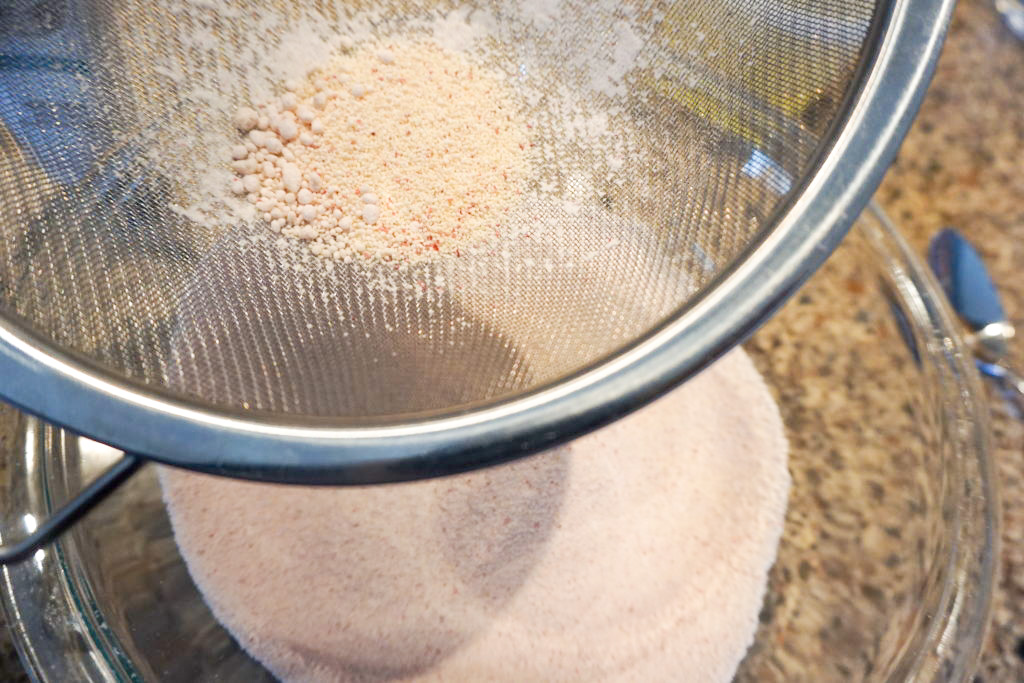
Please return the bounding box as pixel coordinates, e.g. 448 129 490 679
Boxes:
161 349 790 682
231 40 529 263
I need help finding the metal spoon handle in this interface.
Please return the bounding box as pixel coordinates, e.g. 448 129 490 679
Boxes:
978 360 1024 420
925 223 1022 420
994 0 1024 40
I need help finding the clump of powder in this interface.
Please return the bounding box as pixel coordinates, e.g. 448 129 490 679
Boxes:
160 349 790 682
228 40 529 262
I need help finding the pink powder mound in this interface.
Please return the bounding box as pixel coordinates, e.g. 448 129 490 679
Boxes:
160 349 789 682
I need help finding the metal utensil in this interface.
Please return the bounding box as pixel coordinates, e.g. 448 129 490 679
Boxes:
994 0 1024 41
0 0 955 561
928 228 1024 418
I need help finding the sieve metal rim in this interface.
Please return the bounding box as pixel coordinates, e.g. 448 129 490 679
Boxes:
0 0 955 485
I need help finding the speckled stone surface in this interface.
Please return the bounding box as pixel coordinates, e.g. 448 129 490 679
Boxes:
0 1 1022 680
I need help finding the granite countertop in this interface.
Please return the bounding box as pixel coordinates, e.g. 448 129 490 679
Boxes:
1 0 1022 680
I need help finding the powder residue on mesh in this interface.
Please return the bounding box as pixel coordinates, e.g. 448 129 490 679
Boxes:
160 349 790 682
229 40 529 262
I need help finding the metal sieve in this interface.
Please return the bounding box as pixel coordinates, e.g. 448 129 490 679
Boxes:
0 0 952 561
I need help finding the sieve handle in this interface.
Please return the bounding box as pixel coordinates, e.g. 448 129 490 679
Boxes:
0 453 142 566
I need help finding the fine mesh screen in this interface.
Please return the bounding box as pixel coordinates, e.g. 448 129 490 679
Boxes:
0 0 876 421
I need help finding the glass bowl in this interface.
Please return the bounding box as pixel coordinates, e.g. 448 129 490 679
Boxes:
0 206 997 682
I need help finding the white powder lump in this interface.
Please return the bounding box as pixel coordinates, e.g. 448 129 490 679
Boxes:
228 40 530 263
161 349 790 682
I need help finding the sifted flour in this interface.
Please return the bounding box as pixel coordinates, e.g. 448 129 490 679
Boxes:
161 349 790 682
